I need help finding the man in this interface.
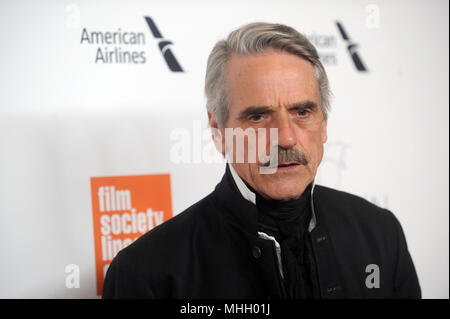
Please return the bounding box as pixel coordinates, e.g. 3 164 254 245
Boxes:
102 22 421 299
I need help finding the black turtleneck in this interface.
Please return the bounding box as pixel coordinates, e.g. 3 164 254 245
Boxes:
233 170 320 299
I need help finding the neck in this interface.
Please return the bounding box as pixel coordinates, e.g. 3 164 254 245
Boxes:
227 163 313 222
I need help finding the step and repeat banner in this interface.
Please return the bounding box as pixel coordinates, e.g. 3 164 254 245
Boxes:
0 0 448 298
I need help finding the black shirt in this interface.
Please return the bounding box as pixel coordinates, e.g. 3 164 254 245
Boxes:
242 180 321 298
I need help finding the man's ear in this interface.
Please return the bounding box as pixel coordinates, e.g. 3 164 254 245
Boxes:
208 112 225 156
321 119 328 144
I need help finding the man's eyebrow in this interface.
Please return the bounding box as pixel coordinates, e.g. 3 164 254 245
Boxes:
288 100 318 111
236 105 274 121
236 101 318 121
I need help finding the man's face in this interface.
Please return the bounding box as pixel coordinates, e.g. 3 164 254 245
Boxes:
210 48 328 200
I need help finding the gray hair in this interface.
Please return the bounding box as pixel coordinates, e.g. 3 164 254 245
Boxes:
205 22 331 127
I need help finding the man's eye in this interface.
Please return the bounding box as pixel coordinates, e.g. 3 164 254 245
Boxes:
297 109 309 117
249 114 263 121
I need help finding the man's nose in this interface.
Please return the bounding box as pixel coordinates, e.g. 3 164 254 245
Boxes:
274 113 297 149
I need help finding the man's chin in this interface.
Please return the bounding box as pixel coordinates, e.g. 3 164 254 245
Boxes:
258 186 306 201
256 174 313 199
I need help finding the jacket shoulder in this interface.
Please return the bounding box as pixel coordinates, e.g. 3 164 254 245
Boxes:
103 191 220 297
121 191 217 258
313 184 401 238
314 184 392 218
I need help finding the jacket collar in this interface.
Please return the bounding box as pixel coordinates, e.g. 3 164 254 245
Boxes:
214 164 260 235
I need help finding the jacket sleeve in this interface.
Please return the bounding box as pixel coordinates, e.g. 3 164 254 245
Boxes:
102 250 156 299
388 211 422 299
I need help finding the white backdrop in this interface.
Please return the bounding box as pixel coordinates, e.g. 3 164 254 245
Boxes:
0 0 448 298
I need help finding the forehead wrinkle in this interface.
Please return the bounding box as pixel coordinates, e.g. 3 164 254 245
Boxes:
227 51 320 116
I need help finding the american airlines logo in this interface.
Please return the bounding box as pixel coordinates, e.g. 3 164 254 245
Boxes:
78 15 184 71
145 16 184 72
336 21 368 72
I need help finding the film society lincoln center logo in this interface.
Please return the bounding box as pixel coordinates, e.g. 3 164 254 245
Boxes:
90 174 173 295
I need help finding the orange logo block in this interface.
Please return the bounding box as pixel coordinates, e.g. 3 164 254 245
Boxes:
90 174 173 296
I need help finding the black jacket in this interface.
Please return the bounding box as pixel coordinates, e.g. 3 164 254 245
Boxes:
102 166 421 299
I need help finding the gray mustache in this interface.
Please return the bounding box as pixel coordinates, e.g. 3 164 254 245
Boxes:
260 147 309 167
